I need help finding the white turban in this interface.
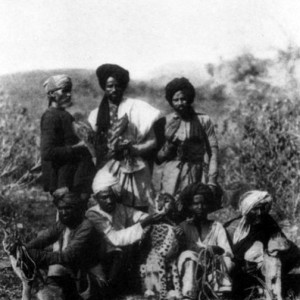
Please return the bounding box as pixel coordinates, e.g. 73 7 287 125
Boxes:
239 190 272 216
92 166 119 195
233 190 272 244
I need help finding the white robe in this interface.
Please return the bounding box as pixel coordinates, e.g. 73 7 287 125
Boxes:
86 203 148 247
89 97 161 209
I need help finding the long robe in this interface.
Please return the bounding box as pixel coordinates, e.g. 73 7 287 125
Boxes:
157 111 218 199
89 97 160 209
41 107 95 194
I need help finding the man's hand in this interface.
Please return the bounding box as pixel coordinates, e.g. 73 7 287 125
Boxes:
115 139 131 151
207 245 225 256
242 261 258 274
174 226 184 237
71 140 87 149
53 187 69 199
3 242 17 256
96 277 109 289
140 213 165 228
208 184 218 199
129 144 141 156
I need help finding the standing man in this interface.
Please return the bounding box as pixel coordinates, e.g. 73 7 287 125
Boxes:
41 75 95 198
157 77 219 202
88 64 160 211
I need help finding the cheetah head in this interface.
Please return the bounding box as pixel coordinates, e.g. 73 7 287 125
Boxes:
154 192 176 215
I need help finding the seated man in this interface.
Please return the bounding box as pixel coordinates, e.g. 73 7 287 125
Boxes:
177 183 234 300
86 166 164 294
25 191 107 300
231 190 291 300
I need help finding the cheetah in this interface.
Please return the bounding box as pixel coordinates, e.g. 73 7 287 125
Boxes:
140 193 183 300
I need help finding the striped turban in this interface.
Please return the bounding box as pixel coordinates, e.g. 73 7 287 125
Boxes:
43 75 72 94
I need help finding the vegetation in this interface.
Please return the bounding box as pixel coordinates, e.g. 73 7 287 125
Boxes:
1 46 300 298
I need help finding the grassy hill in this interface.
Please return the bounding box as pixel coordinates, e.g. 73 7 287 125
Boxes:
1 50 300 299
1 49 300 217
0 67 231 120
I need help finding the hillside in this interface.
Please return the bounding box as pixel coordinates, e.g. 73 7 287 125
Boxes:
0 66 231 121
1 49 300 299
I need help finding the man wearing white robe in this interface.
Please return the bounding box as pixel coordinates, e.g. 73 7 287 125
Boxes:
86 167 164 295
88 64 161 211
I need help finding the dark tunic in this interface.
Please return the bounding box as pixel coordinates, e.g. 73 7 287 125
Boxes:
40 107 95 194
26 218 107 271
26 218 107 300
232 215 282 262
156 111 218 198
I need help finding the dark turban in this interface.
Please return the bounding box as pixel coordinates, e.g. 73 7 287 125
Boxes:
53 190 86 209
165 77 195 105
96 64 130 91
179 182 214 215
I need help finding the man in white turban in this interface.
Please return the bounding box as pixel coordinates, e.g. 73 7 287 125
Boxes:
86 167 164 296
231 190 291 300
86 166 164 247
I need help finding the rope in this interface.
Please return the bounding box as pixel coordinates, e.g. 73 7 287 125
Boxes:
194 248 229 300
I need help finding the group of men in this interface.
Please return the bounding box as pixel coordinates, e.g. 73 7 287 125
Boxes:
9 64 298 300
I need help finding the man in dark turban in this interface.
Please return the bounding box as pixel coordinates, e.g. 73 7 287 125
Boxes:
177 183 233 299
179 182 214 217
165 77 195 107
96 63 130 91
23 191 108 299
156 77 219 202
88 64 160 212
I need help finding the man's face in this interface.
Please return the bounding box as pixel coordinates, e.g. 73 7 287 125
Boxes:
52 86 72 109
95 189 116 213
171 90 189 115
105 76 124 104
246 203 270 225
188 194 208 219
57 203 77 226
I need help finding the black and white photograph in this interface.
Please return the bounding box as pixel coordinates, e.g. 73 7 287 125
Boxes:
0 0 300 299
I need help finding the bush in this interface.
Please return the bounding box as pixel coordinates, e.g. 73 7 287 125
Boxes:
219 50 300 221
0 101 40 183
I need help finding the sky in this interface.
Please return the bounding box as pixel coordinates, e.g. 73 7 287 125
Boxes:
1 0 300 79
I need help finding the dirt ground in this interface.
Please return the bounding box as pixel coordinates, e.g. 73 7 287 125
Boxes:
0 186 300 300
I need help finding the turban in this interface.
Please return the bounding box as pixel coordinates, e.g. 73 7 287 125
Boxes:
43 74 72 94
165 77 195 105
179 182 214 214
96 64 130 91
53 190 86 209
239 190 272 216
92 166 120 195
233 190 272 244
